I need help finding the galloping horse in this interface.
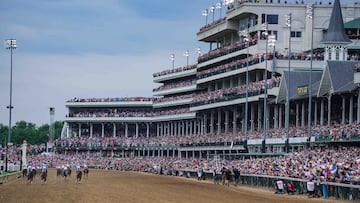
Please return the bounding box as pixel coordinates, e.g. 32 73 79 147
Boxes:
22 168 28 179
27 170 34 185
56 168 62 179
40 170 47 184
63 168 70 181
76 170 82 184
221 168 231 187
83 168 89 179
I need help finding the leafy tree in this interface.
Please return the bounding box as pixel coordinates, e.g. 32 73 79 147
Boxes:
0 121 64 145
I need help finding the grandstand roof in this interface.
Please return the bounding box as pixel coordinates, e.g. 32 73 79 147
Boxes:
277 70 322 103
344 18 360 29
317 61 358 97
321 0 351 44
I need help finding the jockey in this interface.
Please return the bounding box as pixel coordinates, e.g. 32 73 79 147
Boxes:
76 163 81 171
41 162 47 172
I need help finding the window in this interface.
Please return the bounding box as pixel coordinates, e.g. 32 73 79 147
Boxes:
267 15 278 24
262 14 279 24
290 31 302 38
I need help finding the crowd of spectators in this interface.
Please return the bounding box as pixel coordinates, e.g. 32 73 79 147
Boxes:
153 64 197 78
21 146 360 185
66 107 191 118
153 79 196 92
192 76 281 105
153 94 195 104
67 97 152 103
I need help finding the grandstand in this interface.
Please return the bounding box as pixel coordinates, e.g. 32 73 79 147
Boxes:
58 0 360 161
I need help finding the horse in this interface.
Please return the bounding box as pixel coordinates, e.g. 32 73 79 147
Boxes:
63 169 70 181
76 170 82 184
83 168 89 179
40 170 47 184
221 169 231 187
22 168 28 180
27 170 34 185
56 168 62 179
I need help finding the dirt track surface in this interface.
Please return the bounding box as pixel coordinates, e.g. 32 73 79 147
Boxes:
0 169 349 203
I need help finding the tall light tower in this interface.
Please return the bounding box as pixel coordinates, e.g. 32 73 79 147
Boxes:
262 22 269 153
4 39 16 172
184 50 189 67
170 53 175 69
202 9 209 25
239 27 250 142
285 13 291 153
307 4 314 148
216 2 222 19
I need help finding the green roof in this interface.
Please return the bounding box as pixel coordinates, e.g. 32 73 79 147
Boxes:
344 18 360 29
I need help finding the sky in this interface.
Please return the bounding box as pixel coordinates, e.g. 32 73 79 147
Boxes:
0 0 220 127
0 0 355 127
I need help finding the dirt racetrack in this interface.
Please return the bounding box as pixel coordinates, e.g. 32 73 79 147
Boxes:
0 169 349 203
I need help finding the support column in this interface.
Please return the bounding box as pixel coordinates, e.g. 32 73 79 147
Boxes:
250 103 255 131
135 123 139 138
301 101 305 128
314 100 318 126
125 123 128 137
101 123 104 138
90 123 93 138
358 90 360 124
225 110 229 134
157 123 160 137
146 123 150 138
78 123 81 137
232 107 237 134
342 96 346 125
328 95 332 126
320 99 324 126
274 105 278 129
203 114 208 134
217 109 221 134
296 103 300 128
349 96 353 124
279 105 283 129
113 123 116 138
210 111 215 134
257 103 262 131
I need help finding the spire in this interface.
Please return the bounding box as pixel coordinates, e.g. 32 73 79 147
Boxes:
320 0 351 44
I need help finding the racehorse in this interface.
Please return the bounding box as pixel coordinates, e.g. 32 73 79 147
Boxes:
27 170 34 185
83 168 89 179
56 168 62 179
22 168 27 179
221 168 231 187
40 170 47 184
76 171 82 184
63 169 70 181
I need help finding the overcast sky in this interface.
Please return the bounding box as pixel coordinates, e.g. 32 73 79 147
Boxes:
0 0 355 127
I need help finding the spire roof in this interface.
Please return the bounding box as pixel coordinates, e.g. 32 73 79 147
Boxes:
320 0 351 44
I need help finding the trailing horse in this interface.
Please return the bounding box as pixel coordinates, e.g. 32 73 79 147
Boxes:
83 168 89 179
41 170 47 184
76 171 82 184
27 170 34 185
22 168 27 180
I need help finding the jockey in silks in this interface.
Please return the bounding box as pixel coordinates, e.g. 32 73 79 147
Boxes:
41 162 47 173
76 163 81 172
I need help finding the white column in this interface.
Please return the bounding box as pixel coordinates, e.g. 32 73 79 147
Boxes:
203 114 208 134
320 99 324 126
90 123 93 138
274 105 278 129
125 123 128 137
113 123 116 138
146 123 150 138
314 100 318 126
279 105 283 129
78 123 81 137
22 140 28 169
135 123 139 138
232 107 237 134
101 123 104 138
250 104 255 131
225 110 229 134
257 103 262 131
217 109 221 134
210 111 214 134
328 95 332 126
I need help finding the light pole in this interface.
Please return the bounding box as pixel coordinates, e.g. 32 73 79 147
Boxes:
202 9 209 25
307 4 314 148
216 2 222 19
285 13 291 153
170 53 175 69
4 39 16 172
209 6 215 23
239 28 249 142
262 22 269 153
184 50 189 67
